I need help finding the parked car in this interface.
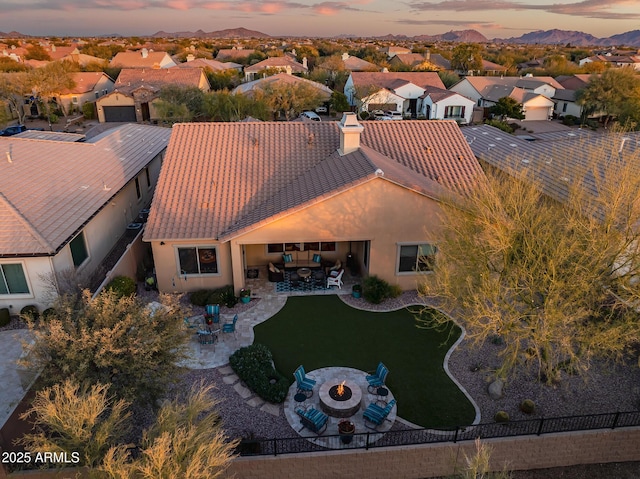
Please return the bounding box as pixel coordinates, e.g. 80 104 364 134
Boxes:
384 111 403 120
0 124 27 136
301 111 321 122
315 106 328 114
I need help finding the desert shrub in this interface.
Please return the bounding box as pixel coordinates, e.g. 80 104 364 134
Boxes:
190 289 211 306
389 284 403 298
20 305 39 320
494 410 510 423
104 275 136 298
484 119 514 133
42 308 57 320
229 344 289 403
82 101 96 120
519 399 535 414
561 114 578 126
363 275 393 304
220 288 238 308
190 285 236 307
0 308 10 327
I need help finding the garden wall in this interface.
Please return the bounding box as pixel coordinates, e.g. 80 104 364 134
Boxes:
3 427 640 478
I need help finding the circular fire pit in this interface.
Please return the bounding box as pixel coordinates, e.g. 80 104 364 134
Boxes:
319 379 362 418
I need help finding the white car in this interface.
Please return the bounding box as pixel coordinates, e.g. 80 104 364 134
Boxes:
315 106 328 114
301 111 321 121
384 111 403 120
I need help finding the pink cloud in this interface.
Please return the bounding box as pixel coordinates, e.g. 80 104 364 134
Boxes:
166 0 192 9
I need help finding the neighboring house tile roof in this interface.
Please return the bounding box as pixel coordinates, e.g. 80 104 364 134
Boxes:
457 76 563 97
553 89 577 101
59 72 113 95
61 52 107 67
555 74 598 90
465 124 640 213
216 49 256 60
110 50 175 68
0 124 171 256
144 120 483 242
244 56 307 74
45 46 77 61
481 59 508 72
342 55 379 72
174 58 242 71
114 68 207 95
350 71 446 92
422 86 458 102
390 53 428 67
232 72 332 98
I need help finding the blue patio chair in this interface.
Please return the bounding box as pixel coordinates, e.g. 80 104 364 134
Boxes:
295 406 328 435
205 303 220 324
366 362 389 393
293 365 317 397
222 314 238 337
363 399 396 430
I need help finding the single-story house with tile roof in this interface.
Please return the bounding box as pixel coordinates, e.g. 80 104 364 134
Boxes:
109 49 177 69
143 114 485 294
54 72 115 116
216 48 256 61
552 88 583 119
243 56 308 81
420 87 476 124
175 56 243 72
96 68 210 123
232 72 332 101
344 71 446 117
0 124 171 312
340 53 380 72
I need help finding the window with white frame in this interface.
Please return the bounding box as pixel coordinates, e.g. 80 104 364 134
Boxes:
178 247 218 275
397 243 437 273
444 105 465 118
0 263 29 295
70 232 89 268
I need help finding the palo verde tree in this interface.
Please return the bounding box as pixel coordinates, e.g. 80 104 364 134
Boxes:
0 72 31 125
154 85 206 124
451 43 483 74
418 130 640 383
22 290 190 405
254 81 326 121
27 61 76 126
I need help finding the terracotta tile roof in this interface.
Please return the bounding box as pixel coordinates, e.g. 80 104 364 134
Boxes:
460 76 563 97
349 72 445 91
232 72 332 98
0 124 171 256
216 49 256 60
174 58 242 71
110 50 174 68
390 53 428 66
114 68 206 95
144 120 483 241
244 56 307 73
422 86 457 102
481 59 508 71
59 72 112 95
343 56 379 72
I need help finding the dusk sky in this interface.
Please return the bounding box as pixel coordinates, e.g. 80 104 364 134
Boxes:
2 0 639 39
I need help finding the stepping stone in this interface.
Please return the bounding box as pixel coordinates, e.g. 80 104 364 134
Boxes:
222 374 239 385
218 365 234 375
260 402 281 416
247 397 264 408
234 383 252 399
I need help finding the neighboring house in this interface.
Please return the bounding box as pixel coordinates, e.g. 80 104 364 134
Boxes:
174 56 243 72
243 56 308 81
481 59 509 76
43 45 77 61
0 124 171 312
60 51 107 68
143 114 485 294
96 68 210 123
109 48 177 69
381 46 411 58
232 72 332 100
555 74 597 91
420 87 476 124
216 48 256 61
579 54 640 71
450 76 563 121
344 71 446 117
389 53 429 69
338 53 380 72
54 72 115 116
552 89 583 119
389 52 451 71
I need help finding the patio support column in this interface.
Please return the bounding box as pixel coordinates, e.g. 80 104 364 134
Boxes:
230 240 245 295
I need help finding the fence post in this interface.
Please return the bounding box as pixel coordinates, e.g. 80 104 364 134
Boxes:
273 438 278 456
366 432 371 450
612 411 620 430
453 426 459 443
537 417 544 436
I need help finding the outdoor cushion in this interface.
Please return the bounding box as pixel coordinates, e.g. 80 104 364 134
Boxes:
269 262 276 272
283 253 293 263
312 253 322 263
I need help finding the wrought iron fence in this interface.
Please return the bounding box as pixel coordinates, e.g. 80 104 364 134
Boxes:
236 410 640 457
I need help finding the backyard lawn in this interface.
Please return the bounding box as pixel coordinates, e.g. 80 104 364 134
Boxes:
253 295 476 428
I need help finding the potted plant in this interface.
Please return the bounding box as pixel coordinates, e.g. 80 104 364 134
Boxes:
338 419 355 444
239 288 251 304
352 284 362 299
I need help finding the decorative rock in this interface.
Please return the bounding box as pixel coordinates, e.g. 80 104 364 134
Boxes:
488 379 504 400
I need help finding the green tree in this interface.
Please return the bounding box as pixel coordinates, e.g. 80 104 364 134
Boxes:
330 91 350 113
99 382 238 479
204 90 269 121
451 43 483 74
22 290 190 404
24 44 52 61
206 68 242 91
17 380 131 468
490 97 524 120
576 68 640 129
418 133 640 382
0 72 31 124
155 85 206 123
255 81 326 120
438 70 461 89
27 61 77 126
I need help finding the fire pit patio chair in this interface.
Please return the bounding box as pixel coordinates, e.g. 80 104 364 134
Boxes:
366 362 389 393
293 365 317 397
295 406 328 435
363 399 397 430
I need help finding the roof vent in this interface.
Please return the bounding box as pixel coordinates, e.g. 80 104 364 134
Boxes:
375 168 384 176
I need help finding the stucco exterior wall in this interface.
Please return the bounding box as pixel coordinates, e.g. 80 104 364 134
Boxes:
96 92 135 123
0 257 54 313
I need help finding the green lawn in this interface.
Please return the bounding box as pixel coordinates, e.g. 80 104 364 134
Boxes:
253 295 476 428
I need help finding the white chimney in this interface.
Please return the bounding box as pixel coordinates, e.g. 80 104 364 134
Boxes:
186 54 195 62
302 57 307 69
141 48 148 58
338 113 364 156
382 67 389 73
342 52 349 61
426 50 431 60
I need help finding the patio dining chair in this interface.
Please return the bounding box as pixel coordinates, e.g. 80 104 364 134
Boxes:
366 362 389 393
205 303 220 324
222 314 238 337
326 269 344 289
363 399 396 430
